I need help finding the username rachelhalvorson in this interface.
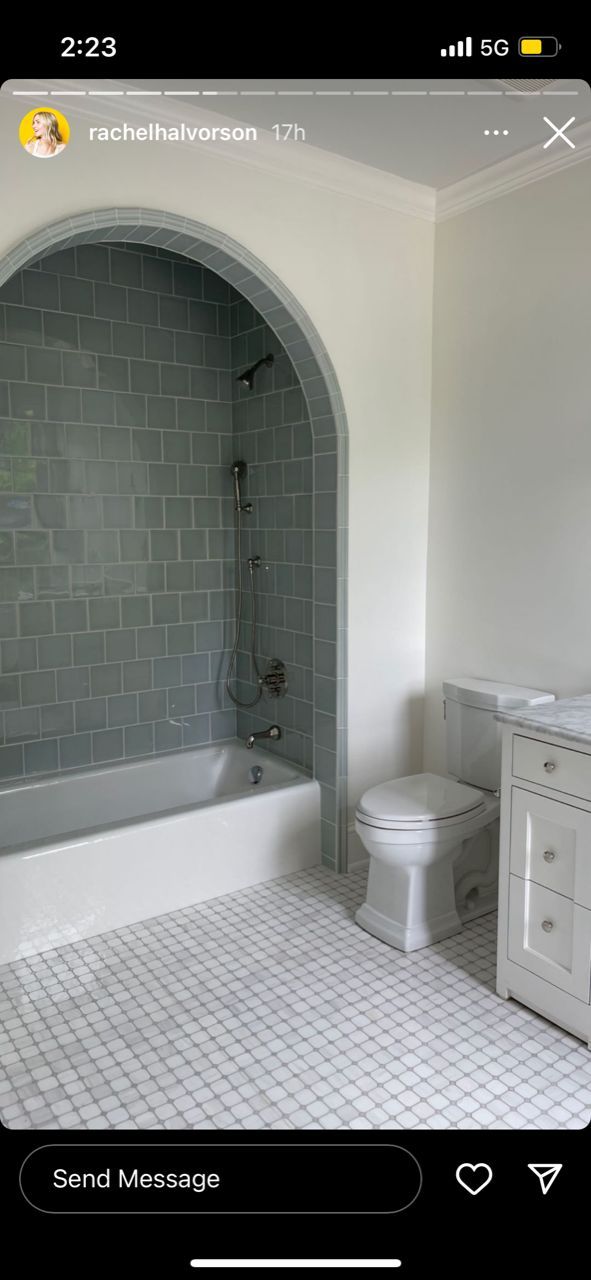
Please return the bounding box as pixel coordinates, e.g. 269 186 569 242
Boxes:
89 123 258 142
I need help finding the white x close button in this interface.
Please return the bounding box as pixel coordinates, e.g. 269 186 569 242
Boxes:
543 116 576 149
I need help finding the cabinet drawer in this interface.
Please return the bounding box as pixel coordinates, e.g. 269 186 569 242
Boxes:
512 734 591 803
510 787 591 909
508 875 591 1001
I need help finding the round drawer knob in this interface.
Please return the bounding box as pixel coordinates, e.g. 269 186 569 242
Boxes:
543 850 556 863
544 761 557 773
541 919 554 933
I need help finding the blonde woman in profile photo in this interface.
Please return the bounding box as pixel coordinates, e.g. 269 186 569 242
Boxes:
25 111 67 157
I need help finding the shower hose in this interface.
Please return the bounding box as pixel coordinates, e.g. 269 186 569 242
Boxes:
225 501 263 708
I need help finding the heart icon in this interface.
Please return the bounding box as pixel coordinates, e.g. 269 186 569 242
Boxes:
455 1163 493 1196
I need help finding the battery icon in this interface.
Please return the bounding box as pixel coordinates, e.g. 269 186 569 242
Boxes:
519 36 560 56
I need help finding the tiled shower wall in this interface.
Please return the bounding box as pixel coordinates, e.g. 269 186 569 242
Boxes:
230 301 315 771
0 243 239 781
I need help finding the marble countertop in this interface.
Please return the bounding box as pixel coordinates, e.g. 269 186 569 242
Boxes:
495 694 591 745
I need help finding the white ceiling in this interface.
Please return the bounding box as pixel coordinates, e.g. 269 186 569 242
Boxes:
119 77 591 187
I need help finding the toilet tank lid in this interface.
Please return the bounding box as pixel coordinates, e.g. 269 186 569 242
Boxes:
442 677 555 711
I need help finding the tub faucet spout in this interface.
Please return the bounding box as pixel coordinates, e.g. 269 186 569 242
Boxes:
245 725 281 749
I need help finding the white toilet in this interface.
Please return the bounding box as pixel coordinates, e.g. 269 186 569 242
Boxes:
355 677 555 952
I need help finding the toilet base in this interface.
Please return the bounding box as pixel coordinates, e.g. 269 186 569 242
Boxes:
355 900 462 952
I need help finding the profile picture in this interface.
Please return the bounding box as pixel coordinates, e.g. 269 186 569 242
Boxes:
19 108 70 158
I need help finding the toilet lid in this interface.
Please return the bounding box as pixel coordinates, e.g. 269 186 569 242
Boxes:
356 772 485 827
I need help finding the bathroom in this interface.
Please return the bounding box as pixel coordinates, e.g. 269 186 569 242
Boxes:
1 77 591 1132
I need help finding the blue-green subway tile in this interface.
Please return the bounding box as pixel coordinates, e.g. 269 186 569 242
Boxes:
153 656 181 689
68 496 101 529
19 601 53 636
59 732 92 770
120 593 150 629
49 461 85 494
13 458 49 494
0 674 20 708
108 692 138 728
0 531 14 564
147 397 175 431
182 714 210 747
137 626 166 659
4 705 39 744
86 531 119 564
132 429 162 462
168 685 195 716
112 322 142 358
59 276 93 316
1 638 37 673
115 460 147 494
41 702 74 739
5 307 41 346
95 283 127 323
314 675 337 715
90 663 122 698
92 727 124 763
122 659 152 692
210 710 235 741
148 463 177 496
315 531 337 567
64 424 100 461
134 562 165 594
106 628 136 662
145 327 173 362
79 317 111 354
114 392 146 428
71 565 104 597
180 592 208 622
20 669 56 706
124 721 154 757
130 360 159 396
110 249 142 288
134 496 163 528
165 562 192 593
31 422 64 458
99 425 131 461
76 698 107 733
51 530 85 563
138 688 166 722
24 737 58 776
0 603 17 637
89 597 120 630
177 400 205 432
151 593 179 625
57 666 90 701
104 563 134 595
162 432 191 465
0 420 29 455
84 461 118 494
37 634 71 669
72 630 105 666
167 622 195 655
102 496 133 528
0 742 23 778
154 718 182 752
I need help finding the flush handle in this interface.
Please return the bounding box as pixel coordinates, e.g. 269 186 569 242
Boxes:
543 761 557 773
543 850 556 863
541 919 554 933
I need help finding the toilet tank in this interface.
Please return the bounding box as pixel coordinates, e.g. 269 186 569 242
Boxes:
443 677 555 791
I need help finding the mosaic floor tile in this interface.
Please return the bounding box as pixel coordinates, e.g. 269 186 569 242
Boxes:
1 867 589 1130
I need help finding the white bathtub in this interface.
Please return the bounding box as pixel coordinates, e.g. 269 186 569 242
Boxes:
0 740 321 964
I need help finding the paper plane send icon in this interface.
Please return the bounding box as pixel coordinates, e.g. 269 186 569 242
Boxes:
528 1164 563 1195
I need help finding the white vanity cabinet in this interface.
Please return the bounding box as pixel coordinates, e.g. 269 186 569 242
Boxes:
497 724 591 1047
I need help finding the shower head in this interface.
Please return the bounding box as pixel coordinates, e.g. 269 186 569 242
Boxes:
236 353 274 391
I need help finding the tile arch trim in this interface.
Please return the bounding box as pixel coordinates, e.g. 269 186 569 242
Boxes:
0 206 349 870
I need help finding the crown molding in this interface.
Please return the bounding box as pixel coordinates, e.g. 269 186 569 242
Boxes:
6 79 591 224
436 119 591 220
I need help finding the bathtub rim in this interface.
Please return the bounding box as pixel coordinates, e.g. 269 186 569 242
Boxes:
0 737 314 859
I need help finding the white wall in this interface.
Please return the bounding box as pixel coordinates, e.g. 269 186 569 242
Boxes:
0 97 434 836
424 160 591 774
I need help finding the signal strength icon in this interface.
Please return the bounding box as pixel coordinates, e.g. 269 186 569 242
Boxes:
441 36 473 57
528 1164 563 1196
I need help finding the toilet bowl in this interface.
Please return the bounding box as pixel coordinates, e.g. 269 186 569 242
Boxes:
353 676 554 954
355 772 500 952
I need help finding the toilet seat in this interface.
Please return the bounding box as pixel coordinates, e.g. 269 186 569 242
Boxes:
356 771 486 832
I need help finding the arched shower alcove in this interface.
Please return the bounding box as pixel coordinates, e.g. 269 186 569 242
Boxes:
0 208 348 869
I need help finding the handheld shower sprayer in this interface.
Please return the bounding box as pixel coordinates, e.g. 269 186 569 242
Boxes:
230 460 252 514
